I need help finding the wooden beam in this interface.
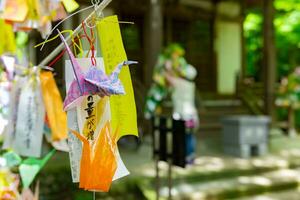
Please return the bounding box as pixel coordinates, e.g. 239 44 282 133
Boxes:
263 0 276 117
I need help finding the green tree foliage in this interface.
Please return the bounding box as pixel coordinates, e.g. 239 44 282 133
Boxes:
244 12 263 80
244 0 300 80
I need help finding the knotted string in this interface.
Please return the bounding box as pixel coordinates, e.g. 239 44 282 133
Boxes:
82 22 97 66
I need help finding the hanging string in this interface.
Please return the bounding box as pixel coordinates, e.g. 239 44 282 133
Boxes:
38 0 134 52
39 5 95 51
82 21 96 66
35 30 84 57
89 26 96 66
48 49 66 68
47 35 86 67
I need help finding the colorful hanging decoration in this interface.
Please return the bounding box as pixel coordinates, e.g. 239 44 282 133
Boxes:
65 56 130 186
0 0 79 37
0 0 139 194
56 14 139 192
0 148 53 199
58 30 137 111
2 64 68 156
0 0 85 197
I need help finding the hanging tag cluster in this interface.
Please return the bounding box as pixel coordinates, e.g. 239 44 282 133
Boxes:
60 15 138 192
1 64 67 157
0 0 79 37
0 56 63 194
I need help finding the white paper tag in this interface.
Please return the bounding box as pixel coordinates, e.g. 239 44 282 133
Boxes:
66 109 82 182
13 77 45 158
65 58 81 182
3 77 26 149
0 83 9 135
113 149 130 181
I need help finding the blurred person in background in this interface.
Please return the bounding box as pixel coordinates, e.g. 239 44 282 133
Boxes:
145 43 199 163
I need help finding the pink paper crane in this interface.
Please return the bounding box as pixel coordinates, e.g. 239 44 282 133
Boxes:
58 30 137 111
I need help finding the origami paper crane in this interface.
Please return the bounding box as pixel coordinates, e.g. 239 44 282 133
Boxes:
70 122 118 192
58 30 137 111
84 60 138 97
3 151 22 168
19 150 55 188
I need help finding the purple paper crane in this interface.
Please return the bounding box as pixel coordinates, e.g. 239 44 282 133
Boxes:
84 60 138 96
58 30 137 111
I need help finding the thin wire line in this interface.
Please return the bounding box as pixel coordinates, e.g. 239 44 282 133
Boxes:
37 0 112 67
39 5 94 51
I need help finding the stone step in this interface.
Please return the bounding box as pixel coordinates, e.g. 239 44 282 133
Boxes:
158 168 300 200
200 107 249 114
202 99 242 107
199 110 249 117
198 123 222 131
199 112 250 123
237 189 300 200
198 99 251 128
137 146 300 200
138 155 296 184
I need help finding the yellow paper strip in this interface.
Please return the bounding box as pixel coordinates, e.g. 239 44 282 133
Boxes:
61 0 79 13
0 19 16 55
27 0 40 21
97 15 138 140
40 72 68 141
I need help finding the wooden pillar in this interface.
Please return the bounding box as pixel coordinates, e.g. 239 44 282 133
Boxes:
240 0 246 80
166 16 172 44
144 0 163 88
263 0 276 117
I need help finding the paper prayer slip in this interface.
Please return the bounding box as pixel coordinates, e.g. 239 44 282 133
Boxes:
97 15 138 140
13 74 45 158
40 71 68 141
2 77 26 150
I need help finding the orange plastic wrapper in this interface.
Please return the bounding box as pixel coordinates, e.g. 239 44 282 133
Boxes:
40 71 67 141
70 122 118 192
